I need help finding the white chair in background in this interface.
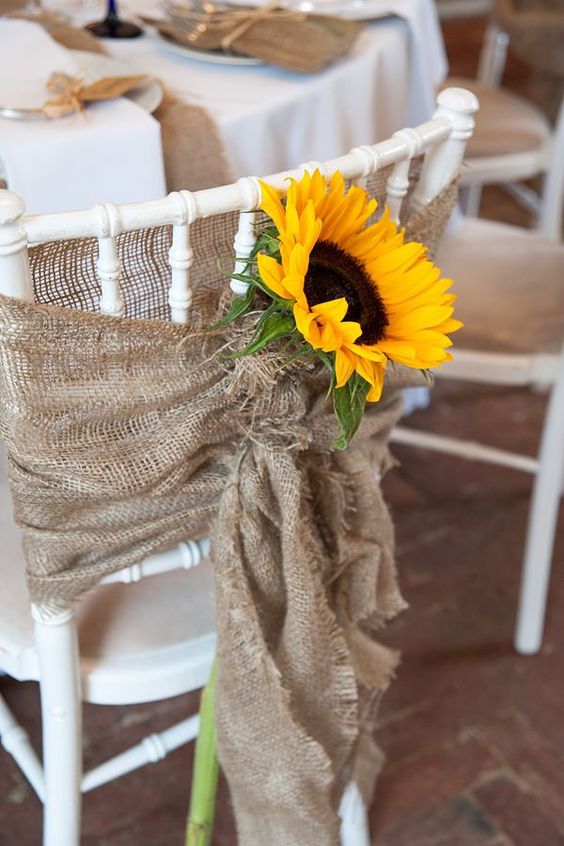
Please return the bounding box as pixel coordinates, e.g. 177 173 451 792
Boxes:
442 21 564 239
392 117 564 654
0 87 477 846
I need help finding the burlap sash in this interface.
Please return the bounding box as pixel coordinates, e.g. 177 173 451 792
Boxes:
0 174 457 844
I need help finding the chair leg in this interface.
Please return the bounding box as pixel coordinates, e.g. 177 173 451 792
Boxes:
32 606 82 846
0 691 44 800
339 781 371 846
515 361 564 655
461 183 483 218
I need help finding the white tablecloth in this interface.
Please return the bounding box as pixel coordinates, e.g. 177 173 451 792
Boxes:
1 0 445 211
106 0 446 179
0 19 166 214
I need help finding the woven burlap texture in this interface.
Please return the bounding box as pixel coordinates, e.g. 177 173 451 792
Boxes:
151 9 363 74
0 173 457 845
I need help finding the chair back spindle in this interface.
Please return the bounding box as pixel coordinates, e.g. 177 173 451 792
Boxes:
95 203 124 318
0 191 33 302
168 191 198 324
385 126 427 223
0 88 480 315
412 88 479 213
231 177 262 296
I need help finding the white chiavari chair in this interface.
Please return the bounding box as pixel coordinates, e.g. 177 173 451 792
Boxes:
442 20 564 239
392 102 564 655
0 87 477 846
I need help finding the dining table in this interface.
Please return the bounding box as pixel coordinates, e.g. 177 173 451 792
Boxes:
0 0 447 212
106 0 447 178
0 0 446 414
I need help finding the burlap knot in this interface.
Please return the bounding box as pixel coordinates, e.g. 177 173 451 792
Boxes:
0 174 458 844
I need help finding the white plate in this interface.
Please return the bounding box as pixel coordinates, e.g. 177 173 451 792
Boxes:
156 31 264 66
70 49 163 113
288 1 393 19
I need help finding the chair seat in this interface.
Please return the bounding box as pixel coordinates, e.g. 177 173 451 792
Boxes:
440 78 552 179
437 218 564 355
0 450 215 705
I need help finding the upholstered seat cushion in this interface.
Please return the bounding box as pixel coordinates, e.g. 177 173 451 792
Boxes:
437 218 564 354
441 77 551 158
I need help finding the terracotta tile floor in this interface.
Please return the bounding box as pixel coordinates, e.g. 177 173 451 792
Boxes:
1 14 563 846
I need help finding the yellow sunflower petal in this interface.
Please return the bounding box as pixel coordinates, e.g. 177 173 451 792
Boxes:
259 181 286 233
347 343 387 363
257 254 292 300
435 318 463 333
294 303 322 348
375 340 417 361
258 167 461 393
311 297 349 323
365 361 386 402
338 321 363 345
319 320 341 352
391 305 454 332
335 348 355 387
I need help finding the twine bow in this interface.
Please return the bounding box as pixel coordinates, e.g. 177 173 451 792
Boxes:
41 71 147 118
215 2 307 51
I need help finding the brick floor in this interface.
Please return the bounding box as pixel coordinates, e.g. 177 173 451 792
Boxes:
1 13 563 846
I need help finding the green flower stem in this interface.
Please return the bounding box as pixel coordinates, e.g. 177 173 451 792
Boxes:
185 659 219 846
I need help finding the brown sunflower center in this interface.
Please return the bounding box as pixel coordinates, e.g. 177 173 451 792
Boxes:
304 240 388 345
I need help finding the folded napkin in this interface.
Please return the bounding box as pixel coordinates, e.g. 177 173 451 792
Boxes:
43 18 234 192
0 19 166 213
153 2 363 73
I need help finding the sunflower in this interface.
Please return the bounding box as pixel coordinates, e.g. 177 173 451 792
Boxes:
257 169 461 402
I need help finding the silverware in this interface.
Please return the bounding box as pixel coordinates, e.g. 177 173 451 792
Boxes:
0 105 47 121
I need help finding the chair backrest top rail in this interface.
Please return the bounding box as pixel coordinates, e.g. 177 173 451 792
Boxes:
18 116 455 246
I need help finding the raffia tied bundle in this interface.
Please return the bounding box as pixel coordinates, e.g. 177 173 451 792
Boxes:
0 174 457 843
153 2 363 73
41 72 147 118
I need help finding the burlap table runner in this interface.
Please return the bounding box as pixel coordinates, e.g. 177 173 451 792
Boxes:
0 174 457 843
51 19 234 192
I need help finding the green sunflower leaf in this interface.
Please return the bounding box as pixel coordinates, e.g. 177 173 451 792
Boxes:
227 310 296 359
332 373 371 450
252 226 281 261
317 350 336 397
211 284 256 328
